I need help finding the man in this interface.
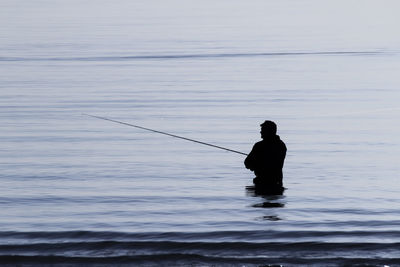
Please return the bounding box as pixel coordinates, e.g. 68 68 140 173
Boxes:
244 120 287 193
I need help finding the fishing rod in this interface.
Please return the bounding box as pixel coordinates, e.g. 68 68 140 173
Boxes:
83 114 248 156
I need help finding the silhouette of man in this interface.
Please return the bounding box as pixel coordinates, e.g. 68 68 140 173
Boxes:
244 120 287 192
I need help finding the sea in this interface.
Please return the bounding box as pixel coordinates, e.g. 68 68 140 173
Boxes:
1 0 400 266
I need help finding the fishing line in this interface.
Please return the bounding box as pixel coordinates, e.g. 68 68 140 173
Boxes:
83 114 248 156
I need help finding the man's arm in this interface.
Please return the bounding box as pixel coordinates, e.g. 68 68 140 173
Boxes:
244 144 257 171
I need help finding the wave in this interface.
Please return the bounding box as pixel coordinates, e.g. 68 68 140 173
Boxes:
0 51 382 62
1 231 399 265
2 230 400 242
2 240 399 252
1 254 399 266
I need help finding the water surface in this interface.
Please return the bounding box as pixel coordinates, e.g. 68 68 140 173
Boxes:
1 0 400 265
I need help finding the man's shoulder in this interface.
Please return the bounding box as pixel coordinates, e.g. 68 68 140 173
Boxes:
250 141 264 152
253 140 264 147
259 137 286 149
255 140 264 145
278 138 287 152
278 138 286 146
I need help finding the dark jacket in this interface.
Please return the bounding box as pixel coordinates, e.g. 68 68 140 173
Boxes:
244 135 286 187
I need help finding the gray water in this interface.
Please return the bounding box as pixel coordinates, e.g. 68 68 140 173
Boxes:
1 0 400 266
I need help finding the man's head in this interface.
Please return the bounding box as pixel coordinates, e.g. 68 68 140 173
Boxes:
260 120 277 139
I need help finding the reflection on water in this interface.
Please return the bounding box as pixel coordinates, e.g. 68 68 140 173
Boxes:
245 185 285 196
246 186 286 198
258 215 282 221
246 186 286 221
253 202 285 208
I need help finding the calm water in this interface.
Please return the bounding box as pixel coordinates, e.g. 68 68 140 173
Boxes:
1 0 400 266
